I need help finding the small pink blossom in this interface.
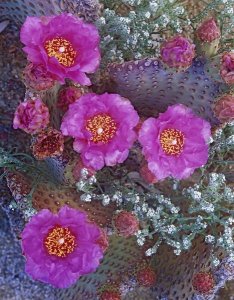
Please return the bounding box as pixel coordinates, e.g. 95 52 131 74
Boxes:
214 94 234 123
220 52 234 84
196 18 220 42
161 36 195 69
113 211 139 237
57 86 83 111
13 98 50 134
23 63 56 91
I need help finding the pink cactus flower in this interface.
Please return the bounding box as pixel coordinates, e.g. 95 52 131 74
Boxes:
113 211 139 237
220 52 234 85
32 128 64 160
214 94 234 123
20 14 100 85
60 93 139 170
23 63 56 91
161 36 195 69
192 272 215 294
138 104 211 181
136 267 157 287
13 98 50 134
196 18 220 42
57 86 83 111
21 206 104 288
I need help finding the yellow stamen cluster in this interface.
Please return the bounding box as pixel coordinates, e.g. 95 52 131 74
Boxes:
44 37 77 67
86 114 117 144
44 226 76 257
160 128 184 155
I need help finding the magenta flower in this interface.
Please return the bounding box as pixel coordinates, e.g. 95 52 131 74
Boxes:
23 63 56 91
20 14 100 85
138 104 211 180
21 205 103 288
61 93 139 170
161 36 195 69
13 98 50 134
196 18 220 43
220 52 234 85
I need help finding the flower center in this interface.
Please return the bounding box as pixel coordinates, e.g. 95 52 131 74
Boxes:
44 225 76 257
160 128 184 155
86 114 117 144
44 37 77 67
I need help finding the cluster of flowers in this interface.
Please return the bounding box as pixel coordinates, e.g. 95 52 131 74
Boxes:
14 14 212 181
21 204 231 297
11 12 234 290
14 90 214 181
